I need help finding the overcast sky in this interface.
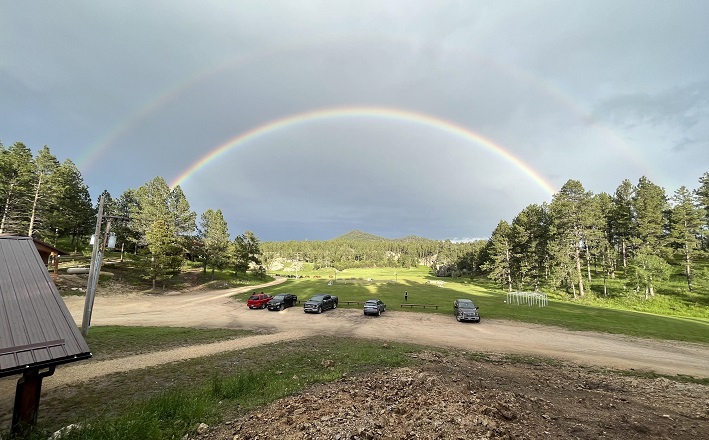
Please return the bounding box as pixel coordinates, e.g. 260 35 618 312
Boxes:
2 1 708 241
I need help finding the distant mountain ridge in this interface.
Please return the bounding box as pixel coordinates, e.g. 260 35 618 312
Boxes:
331 230 388 241
331 230 434 242
261 229 480 271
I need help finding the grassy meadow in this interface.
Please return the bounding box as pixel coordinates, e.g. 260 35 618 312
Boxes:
257 265 709 344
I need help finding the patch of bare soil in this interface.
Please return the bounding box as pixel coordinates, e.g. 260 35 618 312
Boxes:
193 351 709 440
54 274 145 296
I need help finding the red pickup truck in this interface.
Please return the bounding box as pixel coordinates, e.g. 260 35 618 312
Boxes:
247 293 272 309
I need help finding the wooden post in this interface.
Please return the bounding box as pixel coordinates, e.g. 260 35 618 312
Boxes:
11 366 55 435
52 251 59 281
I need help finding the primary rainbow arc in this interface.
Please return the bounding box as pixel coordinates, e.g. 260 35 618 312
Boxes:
169 106 557 196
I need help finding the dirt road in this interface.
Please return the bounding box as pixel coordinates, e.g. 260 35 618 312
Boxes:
2 279 708 438
60 278 709 380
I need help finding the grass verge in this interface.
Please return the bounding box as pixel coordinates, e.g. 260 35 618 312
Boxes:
4 334 418 439
84 326 256 361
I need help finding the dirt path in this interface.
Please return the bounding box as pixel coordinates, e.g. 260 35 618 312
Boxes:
55 278 709 383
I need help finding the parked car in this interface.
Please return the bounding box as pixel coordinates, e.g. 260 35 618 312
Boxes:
363 299 386 316
303 294 338 313
267 293 298 311
247 293 273 309
454 299 480 322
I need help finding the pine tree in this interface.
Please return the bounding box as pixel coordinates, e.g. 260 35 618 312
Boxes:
510 204 548 291
549 180 593 298
669 186 702 292
593 192 618 295
145 218 182 289
626 248 672 299
610 179 635 268
0 142 35 235
232 230 262 275
28 146 60 239
132 177 196 282
198 209 230 280
482 220 513 291
168 185 197 237
115 189 141 253
48 159 94 249
631 176 668 255
696 172 709 250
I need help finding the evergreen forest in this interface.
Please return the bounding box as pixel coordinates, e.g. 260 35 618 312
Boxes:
2 141 708 303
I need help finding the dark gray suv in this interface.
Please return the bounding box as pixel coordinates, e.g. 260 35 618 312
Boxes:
454 299 480 322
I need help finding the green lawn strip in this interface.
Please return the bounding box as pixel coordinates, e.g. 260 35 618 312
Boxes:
26 336 419 439
84 326 256 361
257 276 709 344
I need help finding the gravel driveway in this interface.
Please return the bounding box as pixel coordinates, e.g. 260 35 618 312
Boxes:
55 277 709 383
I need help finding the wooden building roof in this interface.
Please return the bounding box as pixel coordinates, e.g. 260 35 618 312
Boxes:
0 233 68 265
0 236 91 378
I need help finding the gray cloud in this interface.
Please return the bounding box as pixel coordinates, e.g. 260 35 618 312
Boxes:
2 0 708 240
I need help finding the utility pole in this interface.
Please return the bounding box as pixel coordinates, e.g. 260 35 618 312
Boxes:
81 195 125 336
81 195 104 336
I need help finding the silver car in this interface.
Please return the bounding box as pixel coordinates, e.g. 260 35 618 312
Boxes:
363 299 386 316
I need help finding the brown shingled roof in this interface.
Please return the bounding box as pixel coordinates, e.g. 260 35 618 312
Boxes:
0 235 91 378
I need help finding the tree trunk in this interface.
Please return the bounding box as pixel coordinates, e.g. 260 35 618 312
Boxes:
570 275 577 299
0 182 15 234
28 175 42 237
621 239 627 268
505 249 512 292
684 245 693 293
585 244 592 282
649 275 655 297
575 246 585 297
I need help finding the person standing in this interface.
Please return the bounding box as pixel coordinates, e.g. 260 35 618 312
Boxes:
404 291 408 301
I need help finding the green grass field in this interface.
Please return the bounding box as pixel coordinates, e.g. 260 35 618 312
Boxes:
258 266 709 344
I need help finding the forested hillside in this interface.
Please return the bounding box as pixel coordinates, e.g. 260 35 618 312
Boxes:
0 142 262 287
2 141 707 300
260 231 484 271
477 177 709 299
262 176 709 302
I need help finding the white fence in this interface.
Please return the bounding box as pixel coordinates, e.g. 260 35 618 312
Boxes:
506 291 548 307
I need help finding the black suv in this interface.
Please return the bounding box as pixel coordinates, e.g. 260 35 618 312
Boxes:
454 299 480 322
267 293 298 311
